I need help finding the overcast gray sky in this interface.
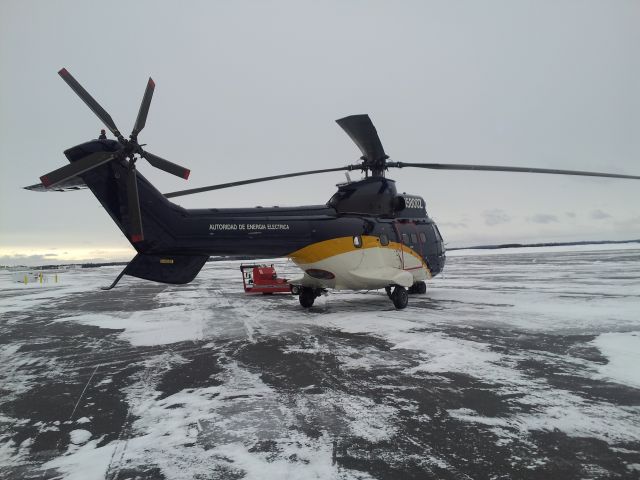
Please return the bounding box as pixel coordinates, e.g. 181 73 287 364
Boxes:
1 0 639 266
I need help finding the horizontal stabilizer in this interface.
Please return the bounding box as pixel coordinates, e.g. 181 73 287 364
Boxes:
24 176 87 192
125 253 209 284
103 253 209 289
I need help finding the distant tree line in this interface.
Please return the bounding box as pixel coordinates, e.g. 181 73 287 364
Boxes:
446 238 640 251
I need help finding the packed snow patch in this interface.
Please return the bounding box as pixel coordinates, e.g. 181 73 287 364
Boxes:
57 308 206 346
43 440 116 480
69 429 91 445
592 332 640 389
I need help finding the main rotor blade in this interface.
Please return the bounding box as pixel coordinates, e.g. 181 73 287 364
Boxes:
336 114 387 162
126 168 144 243
58 68 123 139
142 151 190 179
40 152 117 188
131 78 155 138
164 166 356 199
390 162 640 180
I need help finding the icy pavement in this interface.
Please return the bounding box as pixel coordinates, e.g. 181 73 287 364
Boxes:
0 245 639 479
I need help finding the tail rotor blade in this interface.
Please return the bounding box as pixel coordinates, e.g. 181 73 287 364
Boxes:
40 152 117 188
126 168 144 243
58 68 123 139
142 151 190 179
131 78 155 138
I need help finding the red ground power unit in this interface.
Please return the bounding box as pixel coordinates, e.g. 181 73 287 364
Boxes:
240 264 292 294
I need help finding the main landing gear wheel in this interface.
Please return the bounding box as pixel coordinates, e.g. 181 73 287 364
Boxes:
408 281 427 294
391 286 409 310
299 287 316 308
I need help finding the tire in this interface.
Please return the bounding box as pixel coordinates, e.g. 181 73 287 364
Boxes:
299 287 315 308
391 286 408 309
408 281 426 294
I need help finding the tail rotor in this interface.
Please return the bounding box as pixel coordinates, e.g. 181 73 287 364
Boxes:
38 68 191 242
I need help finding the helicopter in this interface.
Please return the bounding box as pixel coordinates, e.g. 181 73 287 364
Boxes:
26 69 640 309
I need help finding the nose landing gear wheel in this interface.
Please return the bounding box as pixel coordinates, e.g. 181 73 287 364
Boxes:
391 286 408 309
408 281 427 294
299 287 316 308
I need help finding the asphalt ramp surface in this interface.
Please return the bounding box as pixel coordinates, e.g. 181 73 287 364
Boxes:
1 247 639 479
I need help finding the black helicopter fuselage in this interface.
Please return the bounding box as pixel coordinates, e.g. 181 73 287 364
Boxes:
71 140 445 285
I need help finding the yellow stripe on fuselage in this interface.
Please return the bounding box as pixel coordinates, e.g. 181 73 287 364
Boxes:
289 235 375 264
288 235 432 277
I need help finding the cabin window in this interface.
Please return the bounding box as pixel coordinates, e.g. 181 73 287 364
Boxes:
410 233 418 245
353 235 363 248
402 233 409 245
379 233 389 246
419 232 427 243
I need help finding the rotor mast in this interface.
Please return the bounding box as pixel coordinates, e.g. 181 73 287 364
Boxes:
369 156 390 178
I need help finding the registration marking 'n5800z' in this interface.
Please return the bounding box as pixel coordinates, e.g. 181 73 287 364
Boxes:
405 197 423 209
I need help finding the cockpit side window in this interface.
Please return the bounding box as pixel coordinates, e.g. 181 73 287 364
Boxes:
431 225 444 254
433 225 443 242
379 233 389 246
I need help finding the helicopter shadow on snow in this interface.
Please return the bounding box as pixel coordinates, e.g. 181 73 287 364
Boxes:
278 291 453 314
232 287 509 316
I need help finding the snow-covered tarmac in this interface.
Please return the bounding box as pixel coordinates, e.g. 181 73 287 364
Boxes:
1 245 639 479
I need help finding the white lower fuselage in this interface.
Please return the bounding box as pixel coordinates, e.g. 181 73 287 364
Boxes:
289 235 432 290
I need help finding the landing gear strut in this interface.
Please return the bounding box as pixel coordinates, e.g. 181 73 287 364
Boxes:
390 285 408 310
